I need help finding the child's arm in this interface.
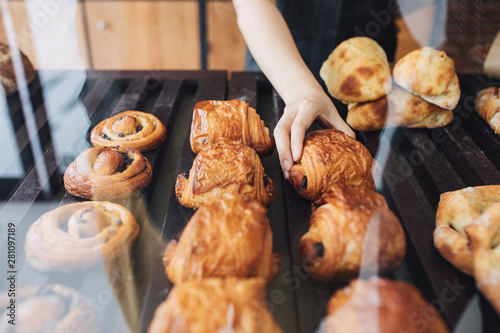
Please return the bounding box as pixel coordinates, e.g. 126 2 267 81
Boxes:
233 0 355 179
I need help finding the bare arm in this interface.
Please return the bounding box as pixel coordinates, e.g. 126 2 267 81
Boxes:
233 0 355 178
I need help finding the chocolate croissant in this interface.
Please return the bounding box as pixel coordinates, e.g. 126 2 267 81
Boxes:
175 143 275 209
148 278 283 333
318 277 449 333
25 201 139 272
300 184 406 282
64 146 152 200
163 194 280 284
289 129 376 202
0 284 99 332
91 110 167 152
190 99 275 156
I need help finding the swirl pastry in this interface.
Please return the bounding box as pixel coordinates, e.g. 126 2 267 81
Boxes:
300 184 406 282
91 110 167 152
190 99 275 156
288 129 376 202
25 201 139 272
318 277 449 333
475 87 500 134
434 185 500 275
175 143 275 209
0 42 35 95
0 284 99 332
148 277 283 333
465 202 500 314
163 194 280 284
64 146 152 200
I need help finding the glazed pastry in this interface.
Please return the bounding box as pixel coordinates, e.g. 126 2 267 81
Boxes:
475 87 500 134
91 110 167 152
320 37 392 103
190 99 275 156
347 85 454 131
163 194 280 284
465 202 500 314
288 129 375 202
393 47 460 110
300 184 406 282
64 146 152 200
25 201 139 272
175 143 275 209
148 278 282 333
0 284 99 332
0 42 35 95
434 185 500 275
318 277 449 333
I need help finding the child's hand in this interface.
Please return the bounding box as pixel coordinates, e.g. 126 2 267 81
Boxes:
274 92 355 179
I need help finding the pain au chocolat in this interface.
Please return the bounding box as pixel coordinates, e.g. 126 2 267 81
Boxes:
175 143 275 209
163 194 280 284
300 184 406 282
288 129 376 202
190 99 275 156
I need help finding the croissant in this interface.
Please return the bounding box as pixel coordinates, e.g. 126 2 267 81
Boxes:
190 99 275 156
163 194 280 284
318 277 449 333
64 146 152 200
0 284 99 332
147 277 283 333
289 129 375 202
175 143 275 209
433 185 500 275
464 202 500 314
475 87 500 134
91 110 167 152
299 184 406 282
25 201 139 272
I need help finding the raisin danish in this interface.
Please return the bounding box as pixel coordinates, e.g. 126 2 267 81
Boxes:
175 143 275 209
25 201 139 272
0 284 99 332
0 42 35 95
318 277 449 333
191 99 275 156
300 184 406 282
464 202 500 314
64 146 152 200
434 185 500 275
288 129 376 202
148 278 283 333
91 110 167 151
163 194 280 284
475 87 500 134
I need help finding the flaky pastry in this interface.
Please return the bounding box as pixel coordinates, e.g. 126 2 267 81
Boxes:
475 87 500 134
0 42 35 95
25 201 139 272
190 99 275 156
175 143 275 209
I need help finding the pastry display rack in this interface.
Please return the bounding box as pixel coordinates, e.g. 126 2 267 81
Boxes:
1 70 500 332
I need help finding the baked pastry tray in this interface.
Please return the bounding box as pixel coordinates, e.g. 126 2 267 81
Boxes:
1 70 500 333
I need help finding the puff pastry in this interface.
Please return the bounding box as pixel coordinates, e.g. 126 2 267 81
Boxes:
320 37 392 103
175 143 275 209
25 201 139 272
0 42 35 95
464 202 500 314
475 87 500 134
434 185 500 275
91 110 167 152
300 184 406 282
0 284 99 332
64 146 152 200
190 99 275 156
347 85 454 131
163 194 280 284
318 277 449 333
288 129 375 202
148 278 282 333
393 47 460 110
